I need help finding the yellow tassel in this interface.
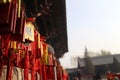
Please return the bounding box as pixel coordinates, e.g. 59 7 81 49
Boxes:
17 0 21 18
38 33 40 48
40 43 43 57
0 0 6 3
45 44 48 64
13 41 17 49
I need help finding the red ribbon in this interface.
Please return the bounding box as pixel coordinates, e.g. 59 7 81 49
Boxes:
6 49 17 80
24 47 29 80
42 65 47 80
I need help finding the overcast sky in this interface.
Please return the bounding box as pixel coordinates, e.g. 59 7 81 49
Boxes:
60 0 120 68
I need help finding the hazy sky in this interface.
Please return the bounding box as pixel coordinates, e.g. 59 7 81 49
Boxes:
60 0 120 68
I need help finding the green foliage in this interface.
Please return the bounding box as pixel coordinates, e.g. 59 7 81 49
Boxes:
87 50 112 57
101 50 111 56
84 48 95 75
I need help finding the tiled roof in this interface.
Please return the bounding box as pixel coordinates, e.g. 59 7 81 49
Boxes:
78 54 120 67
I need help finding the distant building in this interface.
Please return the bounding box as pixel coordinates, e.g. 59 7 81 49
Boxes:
66 54 120 80
78 54 120 75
